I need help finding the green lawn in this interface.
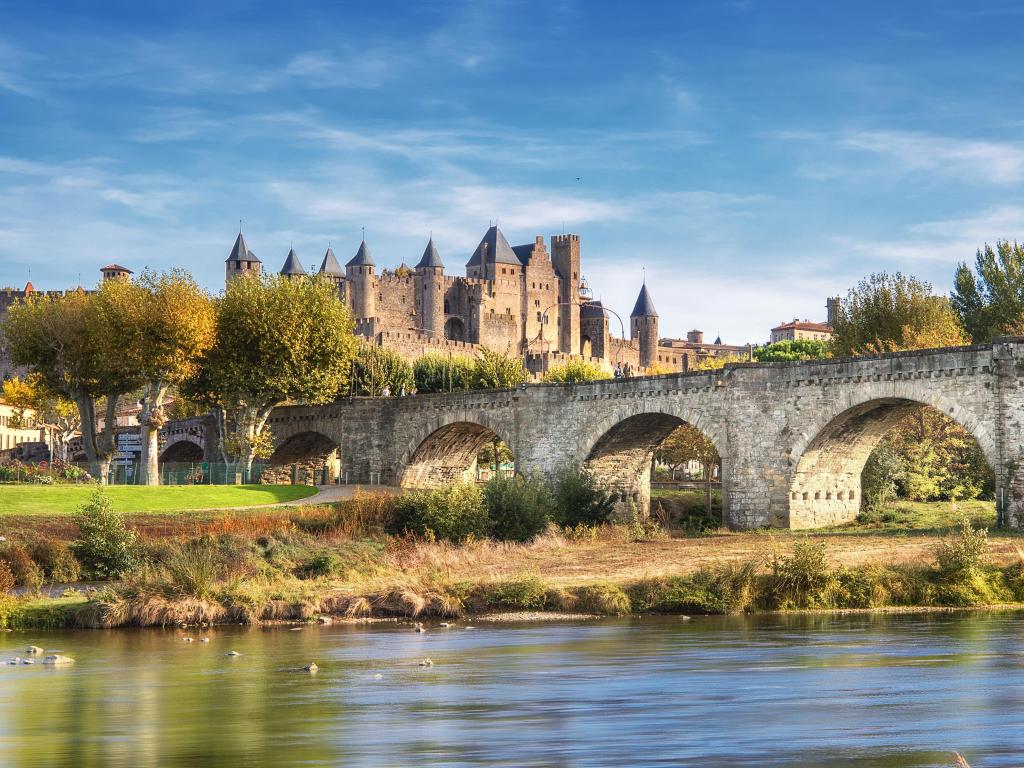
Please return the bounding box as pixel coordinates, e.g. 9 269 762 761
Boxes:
0 484 319 515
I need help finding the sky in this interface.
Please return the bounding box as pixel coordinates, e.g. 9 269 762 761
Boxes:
1 0 1024 344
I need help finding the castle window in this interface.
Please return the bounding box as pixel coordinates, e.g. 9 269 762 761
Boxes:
506 307 511 314
537 312 542 322
444 300 450 313
534 299 540 307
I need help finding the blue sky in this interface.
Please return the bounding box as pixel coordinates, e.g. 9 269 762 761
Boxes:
2 0 1023 343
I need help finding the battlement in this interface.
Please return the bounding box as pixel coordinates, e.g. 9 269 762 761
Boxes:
551 233 580 245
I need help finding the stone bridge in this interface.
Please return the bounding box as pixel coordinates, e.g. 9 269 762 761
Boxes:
158 340 1024 530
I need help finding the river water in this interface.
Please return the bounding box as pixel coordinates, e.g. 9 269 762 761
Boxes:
1 612 1023 767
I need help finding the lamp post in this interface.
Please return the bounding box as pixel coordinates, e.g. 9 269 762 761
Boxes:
536 299 626 375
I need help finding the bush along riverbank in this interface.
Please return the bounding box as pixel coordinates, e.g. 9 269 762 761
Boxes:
3 484 1024 630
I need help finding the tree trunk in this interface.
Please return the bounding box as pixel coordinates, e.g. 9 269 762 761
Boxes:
138 381 168 486
704 460 713 520
73 393 107 483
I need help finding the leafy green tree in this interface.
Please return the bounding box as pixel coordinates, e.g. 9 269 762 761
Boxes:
187 274 357 476
3 287 140 481
477 439 514 470
413 352 475 393
472 346 528 389
542 359 610 383
349 343 414 396
655 423 720 518
831 272 966 356
952 240 1024 343
753 339 831 362
860 443 906 511
95 270 216 485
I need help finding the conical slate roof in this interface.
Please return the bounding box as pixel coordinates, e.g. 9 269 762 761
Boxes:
630 283 658 317
227 232 260 264
346 240 374 267
319 246 343 276
279 248 306 276
466 225 519 267
415 237 443 269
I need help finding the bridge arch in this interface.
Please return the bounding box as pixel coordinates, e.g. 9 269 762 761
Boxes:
159 438 204 464
578 405 727 521
400 415 515 489
787 385 996 529
263 430 340 485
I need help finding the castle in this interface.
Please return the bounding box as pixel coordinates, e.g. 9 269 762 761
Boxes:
227 224 745 375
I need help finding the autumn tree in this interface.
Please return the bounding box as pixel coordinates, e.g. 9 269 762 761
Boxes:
654 423 720 518
187 274 357 477
3 287 140 480
831 272 967 356
95 270 215 485
952 240 1024 343
694 353 747 371
1 374 80 462
471 346 528 389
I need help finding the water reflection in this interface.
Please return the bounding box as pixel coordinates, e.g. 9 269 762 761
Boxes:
2 612 1024 767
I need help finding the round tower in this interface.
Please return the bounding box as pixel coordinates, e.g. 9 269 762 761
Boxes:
345 240 376 320
415 236 445 339
630 282 659 370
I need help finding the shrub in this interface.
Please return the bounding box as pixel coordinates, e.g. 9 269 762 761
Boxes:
572 582 631 614
71 488 139 579
0 544 42 587
542 359 610 383
484 473 552 541
861 443 906 511
472 576 548 611
297 553 340 579
30 539 81 583
0 561 13 593
936 517 988 578
389 482 489 542
551 467 616 527
763 539 838 609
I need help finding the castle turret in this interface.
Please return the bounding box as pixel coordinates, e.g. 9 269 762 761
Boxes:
318 246 344 287
630 282 658 369
279 247 306 279
551 234 581 354
346 240 376 320
225 231 261 284
101 264 133 282
415 236 445 339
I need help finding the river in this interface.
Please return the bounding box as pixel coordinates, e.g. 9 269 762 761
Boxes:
1 612 1023 767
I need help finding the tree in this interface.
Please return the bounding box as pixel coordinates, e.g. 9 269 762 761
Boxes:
472 346 528 389
694 353 746 371
413 352 475 393
831 272 967 356
753 339 831 362
1 374 80 462
3 288 140 481
349 343 414 396
542 359 610 383
95 270 215 485
187 274 357 477
952 240 1024 343
655 423 720 518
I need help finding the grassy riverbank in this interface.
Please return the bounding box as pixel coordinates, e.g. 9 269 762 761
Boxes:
0 484 319 515
1 490 1021 630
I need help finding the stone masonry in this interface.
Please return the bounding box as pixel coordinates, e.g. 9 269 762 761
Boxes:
157 340 1024 530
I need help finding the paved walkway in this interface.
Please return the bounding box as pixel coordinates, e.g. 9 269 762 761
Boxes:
281 484 403 506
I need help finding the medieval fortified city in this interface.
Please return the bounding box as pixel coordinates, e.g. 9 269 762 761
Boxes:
2 3 1024 767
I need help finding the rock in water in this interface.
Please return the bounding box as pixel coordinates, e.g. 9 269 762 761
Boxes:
201 638 210 643
42 655 74 665
419 658 434 667
439 623 452 628
302 662 319 673
317 616 332 625
24 646 44 655
225 651 241 657
182 637 194 643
